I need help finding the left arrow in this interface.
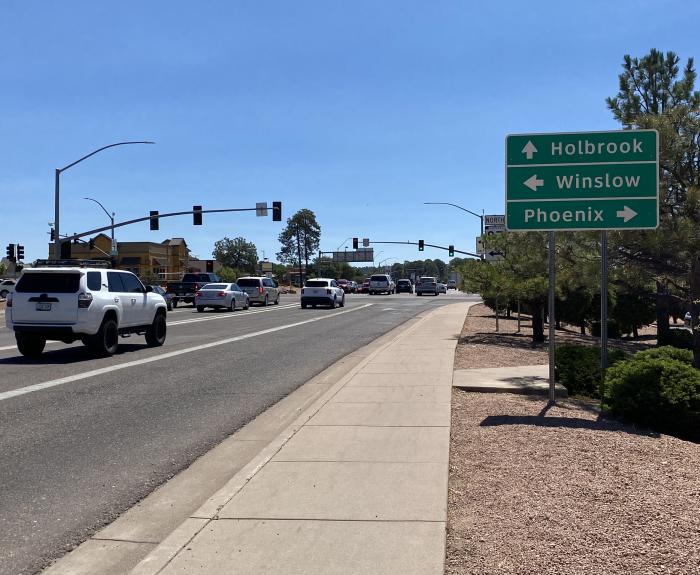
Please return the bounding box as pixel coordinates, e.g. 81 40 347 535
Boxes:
524 174 544 191
616 205 637 222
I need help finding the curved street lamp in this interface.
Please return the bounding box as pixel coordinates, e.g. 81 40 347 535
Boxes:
424 202 484 259
54 141 155 258
84 197 115 255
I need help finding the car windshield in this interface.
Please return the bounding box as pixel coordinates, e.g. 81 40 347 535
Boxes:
16 272 80 293
202 284 228 290
237 279 260 287
306 280 329 287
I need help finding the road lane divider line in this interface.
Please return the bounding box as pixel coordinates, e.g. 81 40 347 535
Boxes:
0 304 374 403
168 303 299 326
0 305 301 351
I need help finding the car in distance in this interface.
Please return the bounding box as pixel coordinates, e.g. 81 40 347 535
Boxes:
301 278 345 309
438 282 447 294
195 282 249 312
447 279 457 290
236 276 280 306
337 279 351 293
358 278 371 293
369 274 395 295
6 264 167 358
396 279 413 294
149 285 174 311
416 276 439 296
0 279 16 299
166 272 220 307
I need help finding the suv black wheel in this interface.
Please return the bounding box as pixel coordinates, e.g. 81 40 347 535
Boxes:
263 295 269 307
16 333 46 358
145 312 167 347
87 317 119 357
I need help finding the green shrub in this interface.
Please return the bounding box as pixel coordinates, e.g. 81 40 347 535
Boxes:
555 344 626 397
590 319 621 339
602 357 700 440
657 328 693 350
633 346 693 365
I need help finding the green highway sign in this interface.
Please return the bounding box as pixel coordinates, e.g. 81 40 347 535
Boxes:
506 130 658 231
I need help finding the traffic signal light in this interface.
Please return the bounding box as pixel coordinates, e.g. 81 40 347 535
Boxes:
150 210 159 231
418 239 424 251
16 245 24 260
6 243 15 261
352 238 358 249
449 245 454 257
272 201 282 222
50 229 55 241
193 205 202 225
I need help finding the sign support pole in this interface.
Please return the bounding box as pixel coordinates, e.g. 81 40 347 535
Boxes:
601 231 609 370
548 231 556 403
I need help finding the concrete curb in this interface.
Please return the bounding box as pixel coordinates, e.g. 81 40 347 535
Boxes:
130 302 467 575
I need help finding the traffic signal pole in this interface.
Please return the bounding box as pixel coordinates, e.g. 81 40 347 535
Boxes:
59 205 275 244
368 241 480 258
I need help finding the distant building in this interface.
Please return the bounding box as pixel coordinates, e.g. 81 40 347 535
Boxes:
49 235 191 280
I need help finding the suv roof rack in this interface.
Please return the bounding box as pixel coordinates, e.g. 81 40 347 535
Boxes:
34 259 112 269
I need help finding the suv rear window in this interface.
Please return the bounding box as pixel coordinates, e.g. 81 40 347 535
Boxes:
16 272 80 293
397 280 410 285
370 275 388 282
237 279 261 287
306 280 329 287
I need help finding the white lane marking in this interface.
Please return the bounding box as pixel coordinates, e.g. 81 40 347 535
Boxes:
0 304 301 351
0 304 374 402
0 341 61 352
168 303 299 326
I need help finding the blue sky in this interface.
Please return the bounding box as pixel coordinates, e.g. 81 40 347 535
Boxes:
1 0 698 267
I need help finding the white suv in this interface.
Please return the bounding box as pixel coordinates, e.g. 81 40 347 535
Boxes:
369 274 395 295
300 278 345 309
6 265 167 358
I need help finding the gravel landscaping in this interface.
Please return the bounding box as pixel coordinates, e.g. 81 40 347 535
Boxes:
447 304 700 574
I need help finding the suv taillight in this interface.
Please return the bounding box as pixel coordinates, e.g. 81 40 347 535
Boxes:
78 292 93 308
194 283 200 291
259 286 264 294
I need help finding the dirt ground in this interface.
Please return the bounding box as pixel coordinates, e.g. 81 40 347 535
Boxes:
446 305 700 575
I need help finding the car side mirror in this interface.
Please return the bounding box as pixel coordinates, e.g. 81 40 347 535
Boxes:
145 285 153 292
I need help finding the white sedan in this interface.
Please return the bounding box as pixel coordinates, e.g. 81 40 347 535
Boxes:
301 278 345 309
195 283 250 312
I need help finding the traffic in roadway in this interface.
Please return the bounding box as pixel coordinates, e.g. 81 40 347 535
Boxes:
0 290 476 575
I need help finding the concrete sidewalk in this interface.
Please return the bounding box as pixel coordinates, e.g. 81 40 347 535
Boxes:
130 302 472 575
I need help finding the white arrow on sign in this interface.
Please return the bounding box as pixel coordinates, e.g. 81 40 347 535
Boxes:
616 205 637 222
524 174 544 191
521 140 537 160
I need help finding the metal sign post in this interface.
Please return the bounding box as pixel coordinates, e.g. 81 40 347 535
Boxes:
548 231 556 402
601 231 608 369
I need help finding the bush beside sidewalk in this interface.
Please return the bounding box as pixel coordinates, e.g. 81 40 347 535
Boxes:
447 304 700 574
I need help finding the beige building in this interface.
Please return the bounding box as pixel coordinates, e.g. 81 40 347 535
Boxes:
51 235 191 280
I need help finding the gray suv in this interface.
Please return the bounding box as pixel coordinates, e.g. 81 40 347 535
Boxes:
236 276 280 306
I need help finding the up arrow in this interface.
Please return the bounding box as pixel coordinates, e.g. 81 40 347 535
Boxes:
521 140 537 160
616 205 637 222
524 174 544 191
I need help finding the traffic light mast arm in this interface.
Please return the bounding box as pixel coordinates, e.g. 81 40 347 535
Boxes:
61 206 263 243
368 241 479 258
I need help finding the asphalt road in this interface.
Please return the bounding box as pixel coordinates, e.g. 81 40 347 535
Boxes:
0 291 478 575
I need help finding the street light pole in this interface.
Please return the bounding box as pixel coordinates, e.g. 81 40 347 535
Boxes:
84 197 115 253
54 141 154 259
423 202 485 259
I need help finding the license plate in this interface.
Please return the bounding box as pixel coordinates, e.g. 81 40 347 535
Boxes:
36 303 51 311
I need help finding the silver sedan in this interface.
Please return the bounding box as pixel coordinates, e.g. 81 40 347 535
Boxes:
195 283 250 312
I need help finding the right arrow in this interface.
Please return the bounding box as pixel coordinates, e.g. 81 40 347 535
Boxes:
616 205 638 222
524 174 544 191
521 140 537 160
